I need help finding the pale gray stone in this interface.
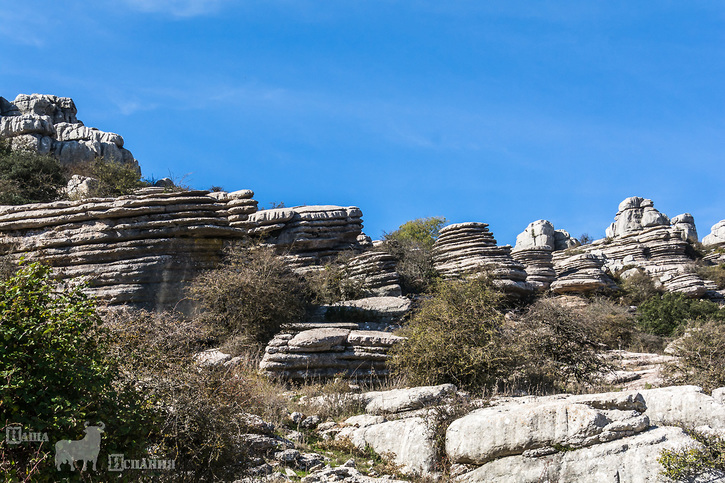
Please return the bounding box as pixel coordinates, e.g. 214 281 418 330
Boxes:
362 383 457 414
446 401 649 465
344 417 436 475
455 426 698 483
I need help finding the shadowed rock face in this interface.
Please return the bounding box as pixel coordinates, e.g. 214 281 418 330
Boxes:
0 94 138 169
0 189 256 309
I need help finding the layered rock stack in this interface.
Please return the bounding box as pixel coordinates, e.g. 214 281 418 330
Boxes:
0 94 138 169
511 220 579 291
432 222 533 297
343 250 402 297
546 197 709 297
242 205 369 272
259 328 404 381
550 252 618 294
0 189 257 307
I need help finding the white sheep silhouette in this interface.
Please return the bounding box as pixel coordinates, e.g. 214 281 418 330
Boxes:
55 421 105 471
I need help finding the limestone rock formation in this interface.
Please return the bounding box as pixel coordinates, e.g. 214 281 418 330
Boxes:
550 251 618 294
0 189 257 307
448 386 725 482
343 250 402 297
259 328 404 381
432 222 533 297
671 213 698 243
704 220 725 247
0 94 138 169
549 198 709 297
243 206 368 272
512 220 580 291
605 196 670 239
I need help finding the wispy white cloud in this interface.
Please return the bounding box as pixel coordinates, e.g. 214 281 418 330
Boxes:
121 0 233 18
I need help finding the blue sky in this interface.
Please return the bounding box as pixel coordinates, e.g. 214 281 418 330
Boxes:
1 1 723 245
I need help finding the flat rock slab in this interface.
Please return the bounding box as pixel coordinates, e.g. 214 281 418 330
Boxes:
446 401 649 465
362 383 457 414
455 426 697 483
288 329 351 351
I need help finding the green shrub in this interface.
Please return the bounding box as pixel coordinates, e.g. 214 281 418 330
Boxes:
0 144 65 204
385 217 446 249
305 257 367 305
659 427 725 481
636 292 723 337
696 263 725 290
391 281 612 393
617 269 663 306
187 245 308 346
661 319 725 392
0 263 151 480
64 157 148 197
389 277 510 390
517 298 611 387
382 217 446 295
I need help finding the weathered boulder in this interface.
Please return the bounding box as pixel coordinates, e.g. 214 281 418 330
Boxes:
512 220 580 291
328 296 412 321
344 417 437 475
550 252 618 294
606 197 670 239
704 220 725 247
243 205 369 272
343 250 402 297
0 94 138 169
433 222 533 297
550 198 710 297
448 386 725 482
514 220 555 250
66 175 100 200
361 384 457 415
671 213 698 243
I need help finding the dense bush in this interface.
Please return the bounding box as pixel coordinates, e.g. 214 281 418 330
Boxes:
0 143 65 204
661 319 725 392
103 308 289 480
385 217 446 249
187 245 308 346
0 263 152 480
390 280 609 392
636 292 724 337
63 157 148 197
390 277 510 389
517 298 612 387
696 263 725 290
382 217 446 294
617 269 663 306
305 254 367 304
